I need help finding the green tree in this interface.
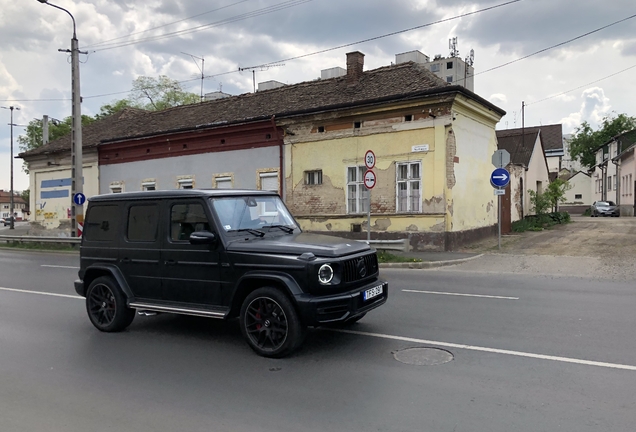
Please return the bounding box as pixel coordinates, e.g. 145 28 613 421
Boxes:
544 178 571 212
527 189 551 216
20 189 30 206
17 115 94 153
569 113 636 169
129 75 200 111
94 98 134 120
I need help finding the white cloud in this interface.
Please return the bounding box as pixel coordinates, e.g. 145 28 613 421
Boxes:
489 93 507 105
559 87 611 133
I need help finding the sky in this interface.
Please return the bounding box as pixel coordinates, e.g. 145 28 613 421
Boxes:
1 0 635 191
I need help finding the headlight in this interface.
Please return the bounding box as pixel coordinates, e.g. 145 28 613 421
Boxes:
318 264 334 284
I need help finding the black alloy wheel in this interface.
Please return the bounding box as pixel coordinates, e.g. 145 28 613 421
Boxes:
240 287 305 358
86 276 135 332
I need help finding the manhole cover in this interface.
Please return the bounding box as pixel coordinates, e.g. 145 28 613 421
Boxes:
393 347 454 365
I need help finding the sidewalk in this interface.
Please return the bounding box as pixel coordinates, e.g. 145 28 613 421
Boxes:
379 250 483 269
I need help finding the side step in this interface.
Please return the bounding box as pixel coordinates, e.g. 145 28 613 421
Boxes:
129 302 228 319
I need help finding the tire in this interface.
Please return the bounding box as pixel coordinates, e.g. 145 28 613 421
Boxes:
239 287 305 358
85 276 135 332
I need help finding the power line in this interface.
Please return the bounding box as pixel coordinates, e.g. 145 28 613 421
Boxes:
473 12 636 77
528 64 636 105
83 0 252 49
91 0 313 52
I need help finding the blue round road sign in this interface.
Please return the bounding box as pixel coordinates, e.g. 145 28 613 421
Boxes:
490 168 510 188
73 193 86 206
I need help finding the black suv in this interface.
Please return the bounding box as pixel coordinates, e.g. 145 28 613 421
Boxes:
75 189 388 357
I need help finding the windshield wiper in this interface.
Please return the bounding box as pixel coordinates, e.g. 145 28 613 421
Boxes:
263 224 295 234
230 228 265 237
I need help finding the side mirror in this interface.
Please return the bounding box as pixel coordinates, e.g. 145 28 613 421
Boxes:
189 231 217 245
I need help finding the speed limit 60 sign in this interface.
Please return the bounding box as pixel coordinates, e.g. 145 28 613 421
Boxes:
364 170 376 189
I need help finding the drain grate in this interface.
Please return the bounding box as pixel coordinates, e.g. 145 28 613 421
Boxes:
393 347 454 365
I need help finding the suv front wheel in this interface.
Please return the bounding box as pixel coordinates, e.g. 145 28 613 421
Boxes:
239 287 305 358
86 276 135 332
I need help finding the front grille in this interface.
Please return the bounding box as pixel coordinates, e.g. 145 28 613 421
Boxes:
342 253 378 283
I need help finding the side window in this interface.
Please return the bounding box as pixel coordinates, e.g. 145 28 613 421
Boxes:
127 204 159 242
84 205 119 242
170 203 211 242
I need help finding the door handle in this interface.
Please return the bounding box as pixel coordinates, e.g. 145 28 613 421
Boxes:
165 260 177 266
121 257 131 263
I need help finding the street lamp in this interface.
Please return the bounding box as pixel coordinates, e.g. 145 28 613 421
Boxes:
0 105 19 230
36 0 84 237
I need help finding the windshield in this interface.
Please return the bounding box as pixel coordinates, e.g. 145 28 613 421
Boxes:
210 195 298 234
597 201 615 206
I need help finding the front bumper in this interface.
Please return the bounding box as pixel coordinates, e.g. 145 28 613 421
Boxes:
295 280 388 326
597 209 619 216
74 280 85 297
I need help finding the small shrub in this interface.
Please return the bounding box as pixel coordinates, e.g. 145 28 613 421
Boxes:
582 208 592 217
377 250 422 263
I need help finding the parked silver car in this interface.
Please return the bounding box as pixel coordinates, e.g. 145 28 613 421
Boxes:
591 201 620 217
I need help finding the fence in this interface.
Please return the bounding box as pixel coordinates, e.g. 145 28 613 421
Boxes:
0 235 81 246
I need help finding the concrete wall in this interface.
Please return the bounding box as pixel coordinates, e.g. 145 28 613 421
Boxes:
563 172 591 205
99 147 280 193
26 149 99 229
448 100 500 232
546 155 560 173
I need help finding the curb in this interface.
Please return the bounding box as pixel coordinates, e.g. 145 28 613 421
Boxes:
379 253 484 269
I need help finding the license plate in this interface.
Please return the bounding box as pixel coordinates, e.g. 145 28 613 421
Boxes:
363 285 383 301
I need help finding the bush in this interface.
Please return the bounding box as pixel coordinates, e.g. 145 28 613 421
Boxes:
582 208 592 217
512 211 570 233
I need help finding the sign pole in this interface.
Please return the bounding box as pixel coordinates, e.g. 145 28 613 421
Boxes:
363 150 376 244
367 189 371 242
498 192 501 250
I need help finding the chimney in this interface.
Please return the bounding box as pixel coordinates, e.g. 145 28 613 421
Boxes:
346 51 365 84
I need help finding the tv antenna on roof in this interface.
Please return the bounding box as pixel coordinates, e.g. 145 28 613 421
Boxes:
238 63 285 93
181 52 205 102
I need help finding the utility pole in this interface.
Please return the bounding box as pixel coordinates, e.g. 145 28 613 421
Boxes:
1 105 19 229
37 0 86 237
181 52 205 102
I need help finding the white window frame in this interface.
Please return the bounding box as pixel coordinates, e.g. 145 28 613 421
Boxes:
141 180 156 191
215 176 233 189
346 165 369 214
259 171 279 192
396 161 422 213
109 181 124 194
178 177 194 189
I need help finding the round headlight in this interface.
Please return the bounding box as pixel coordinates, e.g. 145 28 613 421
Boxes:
318 264 334 284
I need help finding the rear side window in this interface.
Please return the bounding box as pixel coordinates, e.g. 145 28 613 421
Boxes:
127 204 159 242
84 205 119 242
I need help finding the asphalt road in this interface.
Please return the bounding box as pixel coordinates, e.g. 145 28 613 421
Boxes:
1 248 635 432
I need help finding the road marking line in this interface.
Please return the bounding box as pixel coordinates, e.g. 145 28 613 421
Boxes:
0 287 83 300
330 329 636 371
41 265 80 269
402 289 518 300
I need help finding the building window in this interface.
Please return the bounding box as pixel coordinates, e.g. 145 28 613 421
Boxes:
447 61 453 69
607 176 612 191
178 178 194 189
109 182 123 194
575 194 582 199
317 126 325 133
430 64 440 72
354 121 361 129
215 176 233 189
305 170 323 185
347 166 369 214
404 114 412 122
396 161 422 212
259 171 279 192
141 181 156 191
446 76 453 83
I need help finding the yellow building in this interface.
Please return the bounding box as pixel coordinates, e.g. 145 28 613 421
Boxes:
281 52 505 250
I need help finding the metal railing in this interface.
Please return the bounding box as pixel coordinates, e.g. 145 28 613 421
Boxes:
0 235 81 245
357 238 410 252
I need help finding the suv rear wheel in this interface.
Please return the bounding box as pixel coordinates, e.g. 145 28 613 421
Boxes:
86 276 135 332
239 287 305 358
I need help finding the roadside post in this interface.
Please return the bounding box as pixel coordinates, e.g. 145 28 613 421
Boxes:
491 149 511 250
364 150 376 243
